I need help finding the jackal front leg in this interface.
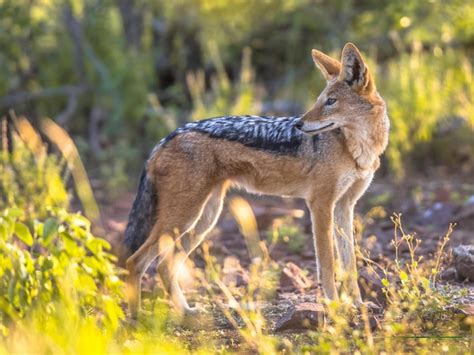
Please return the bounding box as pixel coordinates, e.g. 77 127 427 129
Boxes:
334 199 361 303
308 200 338 301
333 176 373 304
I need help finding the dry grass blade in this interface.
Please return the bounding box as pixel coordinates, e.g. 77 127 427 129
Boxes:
40 117 101 223
11 113 46 162
228 196 262 261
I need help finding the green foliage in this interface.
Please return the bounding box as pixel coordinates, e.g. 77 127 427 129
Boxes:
0 130 68 219
1 116 102 221
189 45 259 120
0 208 124 335
0 117 123 343
267 216 307 253
1 0 473 182
380 47 474 175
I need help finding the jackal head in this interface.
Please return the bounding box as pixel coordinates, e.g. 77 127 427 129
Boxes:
295 43 385 135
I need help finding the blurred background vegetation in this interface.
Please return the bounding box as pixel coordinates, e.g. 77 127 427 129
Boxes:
0 1 473 352
1 0 473 194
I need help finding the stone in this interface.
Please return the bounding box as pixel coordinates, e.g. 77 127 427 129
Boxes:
358 267 388 307
452 245 474 281
274 302 325 331
439 266 459 281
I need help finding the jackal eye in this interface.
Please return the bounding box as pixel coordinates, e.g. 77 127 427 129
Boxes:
325 98 337 106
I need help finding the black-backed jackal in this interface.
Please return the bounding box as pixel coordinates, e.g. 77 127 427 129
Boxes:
124 43 390 317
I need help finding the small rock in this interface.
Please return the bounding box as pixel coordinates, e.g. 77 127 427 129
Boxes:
449 230 474 246
275 302 325 331
452 245 474 281
439 266 459 281
453 203 474 230
358 267 388 307
279 262 312 292
222 256 250 287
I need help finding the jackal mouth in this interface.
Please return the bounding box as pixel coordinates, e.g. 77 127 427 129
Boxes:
301 122 335 134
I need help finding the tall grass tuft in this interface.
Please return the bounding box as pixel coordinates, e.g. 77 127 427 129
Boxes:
188 44 260 120
0 115 68 219
380 45 474 176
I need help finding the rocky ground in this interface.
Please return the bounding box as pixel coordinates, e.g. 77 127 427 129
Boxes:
101 176 474 335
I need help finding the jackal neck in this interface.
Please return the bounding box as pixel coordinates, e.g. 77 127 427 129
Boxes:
341 107 389 171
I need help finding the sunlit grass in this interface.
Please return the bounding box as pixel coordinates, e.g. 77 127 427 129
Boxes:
40 117 101 223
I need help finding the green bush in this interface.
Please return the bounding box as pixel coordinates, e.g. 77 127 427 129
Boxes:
0 130 68 219
0 208 124 335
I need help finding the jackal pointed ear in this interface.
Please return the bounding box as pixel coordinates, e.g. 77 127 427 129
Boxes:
311 49 341 81
339 43 374 93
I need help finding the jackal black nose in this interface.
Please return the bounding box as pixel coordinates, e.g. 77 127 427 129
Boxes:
294 120 304 130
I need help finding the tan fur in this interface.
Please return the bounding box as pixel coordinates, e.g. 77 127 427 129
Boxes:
126 43 389 316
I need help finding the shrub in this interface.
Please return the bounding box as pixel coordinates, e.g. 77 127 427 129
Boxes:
0 119 68 219
1 115 101 221
0 208 124 335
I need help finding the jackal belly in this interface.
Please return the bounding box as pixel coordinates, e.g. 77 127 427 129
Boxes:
211 138 354 199
233 173 309 198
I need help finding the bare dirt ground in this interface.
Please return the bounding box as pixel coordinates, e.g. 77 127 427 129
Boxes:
101 176 474 337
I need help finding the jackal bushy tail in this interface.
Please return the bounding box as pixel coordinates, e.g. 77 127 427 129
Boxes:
124 169 157 256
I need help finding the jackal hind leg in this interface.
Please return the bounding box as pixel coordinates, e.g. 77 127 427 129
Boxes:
126 226 161 318
157 183 227 315
126 182 214 317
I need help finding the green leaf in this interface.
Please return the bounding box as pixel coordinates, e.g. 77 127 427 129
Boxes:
8 278 17 304
42 218 59 245
0 225 7 240
15 222 33 246
6 208 23 218
72 214 90 229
